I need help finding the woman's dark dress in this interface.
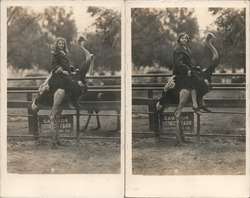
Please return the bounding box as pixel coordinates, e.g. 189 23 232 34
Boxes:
49 50 75 93
36 50 79 107
173 44 195 92
158 44 196 106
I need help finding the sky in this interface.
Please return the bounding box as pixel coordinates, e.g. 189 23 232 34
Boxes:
32 6 216 35
72 7 217 32
194 8 217 32
71 7 217 34
72 7 96 33
31 6 96 33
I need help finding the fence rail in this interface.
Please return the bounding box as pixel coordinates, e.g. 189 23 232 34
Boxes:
7 73 246 140
7 76 121 139
131 73 246 139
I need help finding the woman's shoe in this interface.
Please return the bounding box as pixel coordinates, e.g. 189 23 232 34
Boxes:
200 106 212 113
193 107 202 115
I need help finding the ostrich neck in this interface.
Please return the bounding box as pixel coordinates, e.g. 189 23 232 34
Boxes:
80 45 92 63
78 44 94 80
206 39 218 61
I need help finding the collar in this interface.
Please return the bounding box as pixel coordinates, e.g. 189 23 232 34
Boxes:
174 44 191 60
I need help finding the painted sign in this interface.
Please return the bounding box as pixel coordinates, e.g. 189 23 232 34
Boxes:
39 115 73 133
160 112 194 132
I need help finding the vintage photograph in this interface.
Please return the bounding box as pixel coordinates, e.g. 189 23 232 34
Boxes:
6 5 122 174
131 7 246 175
1 0 249 198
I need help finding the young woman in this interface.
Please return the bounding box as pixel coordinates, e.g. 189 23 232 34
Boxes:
48 37 76 93
32 37 77 111
173 32 201 114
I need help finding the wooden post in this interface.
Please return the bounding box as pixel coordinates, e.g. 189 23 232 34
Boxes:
76 106 80 140
33 112 39 140
153 109 160 138
27 93 39 138
148 90 154 130
197 114 200 143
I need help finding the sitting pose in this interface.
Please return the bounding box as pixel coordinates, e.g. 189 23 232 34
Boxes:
191 65 211 112
173 32 202 115
156 32 218 145
157 33 213 113
32 37 81 112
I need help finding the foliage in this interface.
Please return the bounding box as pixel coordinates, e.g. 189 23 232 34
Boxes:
132 8 200 69
209 8 246 70
7 6 121 73
7 6 78 71
7 6 245 73
132 7 246 72
86 7 121 72
42 7 77 43
7 7 45 69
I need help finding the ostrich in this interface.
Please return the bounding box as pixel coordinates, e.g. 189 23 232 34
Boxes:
156 33 219 145
78 59 121 132
32 36 94 148
80 91 121 132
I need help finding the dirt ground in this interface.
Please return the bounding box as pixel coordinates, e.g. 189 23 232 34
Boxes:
132 110 246 175
7 110 121 174
7 137 121 174
132 137 245 175
7 107 246 175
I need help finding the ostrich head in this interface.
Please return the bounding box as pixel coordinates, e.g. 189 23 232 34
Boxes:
78 35 88 46
206 33 216 41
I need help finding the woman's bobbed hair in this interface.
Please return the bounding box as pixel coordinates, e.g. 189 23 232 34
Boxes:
52 37 69 54
177 33 190 43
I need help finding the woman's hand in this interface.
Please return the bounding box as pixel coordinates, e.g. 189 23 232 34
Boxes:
204 79 210 85
187 70 191 77
55 66 63 74
61 70 69 75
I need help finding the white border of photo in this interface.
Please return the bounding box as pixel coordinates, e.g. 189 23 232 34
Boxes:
125 0 250 197
1 0 125 198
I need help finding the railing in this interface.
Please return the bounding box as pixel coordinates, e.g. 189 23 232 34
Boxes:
7 73 246 139
131 73 246 139
7 75 121 139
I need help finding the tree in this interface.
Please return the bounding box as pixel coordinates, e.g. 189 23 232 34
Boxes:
7 7 44 69
132 8 165 67
41 7 78 71
132 8 200 69
7 6 78 71
209 8 246 71
85 7 121 72
42 7 77 43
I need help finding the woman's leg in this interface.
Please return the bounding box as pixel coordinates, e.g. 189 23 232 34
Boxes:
175 89 191 119
191 89 198 108
197 95 212 112
175 89 191 144
191 89 202 115
178 89 191 107
197 96 205 107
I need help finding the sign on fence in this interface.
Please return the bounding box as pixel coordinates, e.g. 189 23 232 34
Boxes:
39 115 73 133
160 112 194 132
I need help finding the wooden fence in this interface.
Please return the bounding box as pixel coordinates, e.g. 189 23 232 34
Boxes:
7 73 246 140
132 73 246 139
